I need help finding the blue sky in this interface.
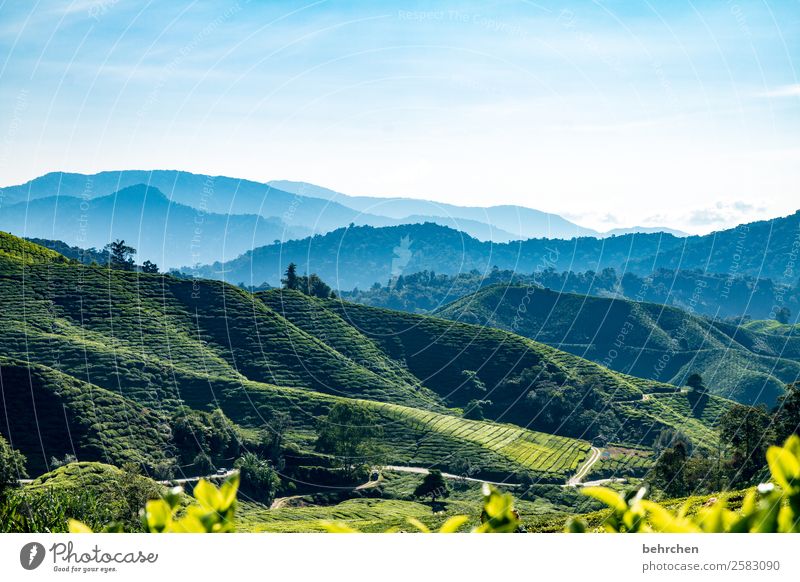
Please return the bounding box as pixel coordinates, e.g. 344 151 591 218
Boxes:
1 0 798 232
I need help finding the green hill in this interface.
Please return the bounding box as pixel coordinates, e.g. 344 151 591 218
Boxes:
0 231 68 264
0 234 725 486
434 284 800 405
0 358 172 474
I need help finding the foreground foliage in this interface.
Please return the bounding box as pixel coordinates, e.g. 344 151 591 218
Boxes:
568 436 800 533
70 475 239 533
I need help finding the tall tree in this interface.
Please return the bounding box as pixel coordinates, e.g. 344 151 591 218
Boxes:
776 306 792 324
651 441 688 497
719 403 772 485
773 382 800 441
282 263 299 290
235 452 281 504
686 373 707 393
304 273 333 298
263 411 291 466
104 239 136 271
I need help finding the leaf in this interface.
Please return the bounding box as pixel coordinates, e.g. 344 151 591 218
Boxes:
219 475 240 510
144 499 172 532
641 500 698 533
406 517 431 533
784 435 800 460
695 503 734 533
164 486 183 509
170 514 207 533
767 446 800 491
68 519 93 533
581 487 627 512
565 517 587 533
193 479 222 511
438 515 468 533
320 521 358 533
777 505 796 533
751 494 782 533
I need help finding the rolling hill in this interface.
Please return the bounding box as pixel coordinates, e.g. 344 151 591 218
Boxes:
344 266 800 321
434 284 800 405
0 233 726 481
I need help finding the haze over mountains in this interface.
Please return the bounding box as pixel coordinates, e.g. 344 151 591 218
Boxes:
0 184 309 267
3 170 797 326
268 180 605 240
1 170 686 267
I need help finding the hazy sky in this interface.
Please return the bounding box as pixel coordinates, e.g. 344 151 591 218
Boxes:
1 0 798 233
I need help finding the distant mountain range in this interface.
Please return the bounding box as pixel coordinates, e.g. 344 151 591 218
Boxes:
1 171 686 267
269 180 688 239
0 184 309 267
269 180 597 239
188 209 800 291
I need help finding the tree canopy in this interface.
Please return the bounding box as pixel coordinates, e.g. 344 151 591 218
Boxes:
315 402 383 480
414 469 450 503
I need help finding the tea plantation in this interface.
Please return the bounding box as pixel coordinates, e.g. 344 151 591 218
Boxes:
0 233 731 530
436 284 800 405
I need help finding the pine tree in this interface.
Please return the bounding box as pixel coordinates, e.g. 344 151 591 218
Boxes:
282 263 299 290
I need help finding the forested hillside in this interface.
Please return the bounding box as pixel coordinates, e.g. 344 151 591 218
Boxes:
190 210 800 290
345 266 800 321
435 285 800 405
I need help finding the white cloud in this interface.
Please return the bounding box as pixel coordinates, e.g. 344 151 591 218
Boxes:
758 84 800 98
686 201 768 226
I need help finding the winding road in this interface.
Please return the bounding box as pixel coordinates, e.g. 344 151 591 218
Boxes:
383 465 522 488
158 469 238 485
567 446 602 486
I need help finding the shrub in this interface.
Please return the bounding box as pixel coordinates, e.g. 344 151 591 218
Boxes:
70 475 239 533
0 435 27 489
235 453 280 504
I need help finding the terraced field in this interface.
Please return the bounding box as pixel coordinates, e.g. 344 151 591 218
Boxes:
0 231 68 264
616 393 727 450
436 284 800 406
0 234 723 494
584 446 655 480
375 403 590 480
238 498 439 533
